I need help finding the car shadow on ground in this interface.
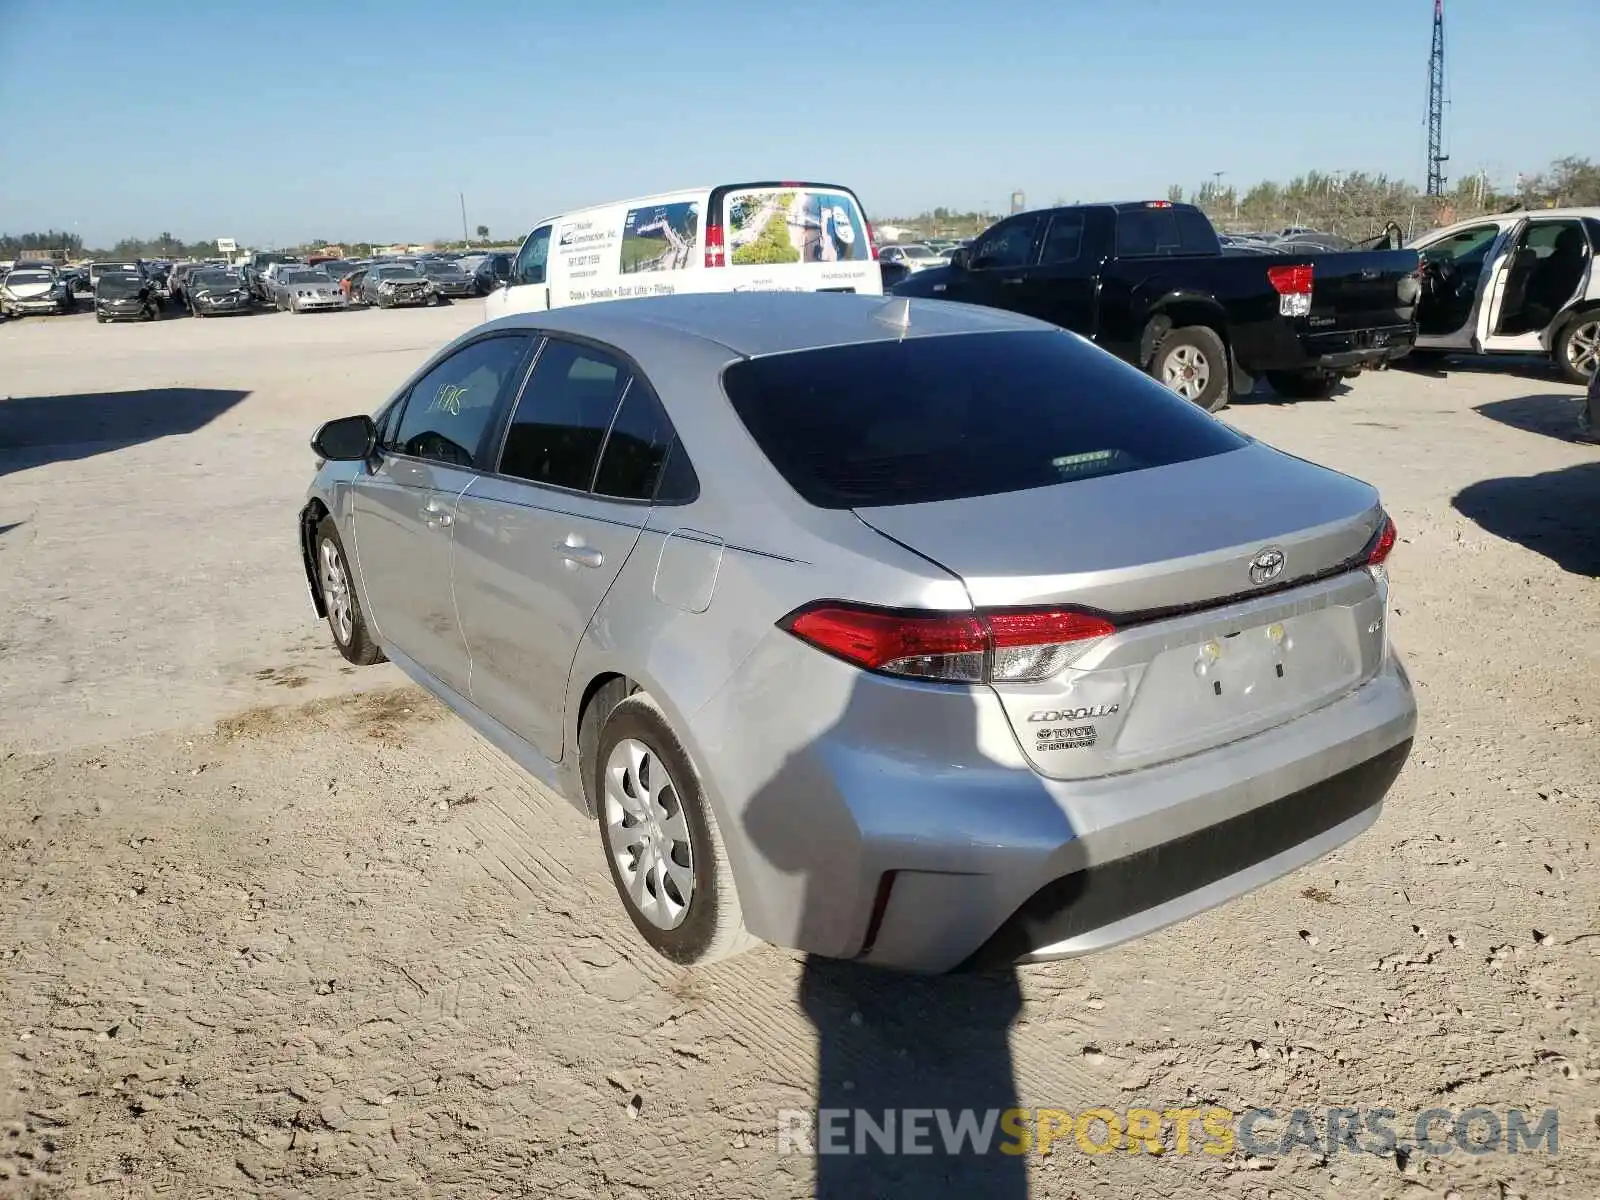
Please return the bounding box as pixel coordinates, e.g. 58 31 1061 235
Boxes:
1473 394 1591 443
1232 377 1355 407
741 679 1067 1197
1453 462 1600 577
0 387 250 479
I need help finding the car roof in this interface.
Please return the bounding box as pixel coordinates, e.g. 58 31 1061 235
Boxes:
484 292 1054 358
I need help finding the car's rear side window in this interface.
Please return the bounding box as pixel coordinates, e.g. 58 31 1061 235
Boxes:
721 330 1247 509
1116 207 1220 257
497 338 631 491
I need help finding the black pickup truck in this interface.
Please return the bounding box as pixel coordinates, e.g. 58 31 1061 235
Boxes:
892 201 1421 410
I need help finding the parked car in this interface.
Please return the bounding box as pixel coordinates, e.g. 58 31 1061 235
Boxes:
472 252 512 295
247 254 304 301
359 264 435 308
297 292 1415 972
186 269 253 317
484 180 882 323
94 270 161 322
270 267 346 313
878 243 949 272
89 261 145 289
0 266 75 316
418 258 474 298
1410 208 1600 384
894 200 1422 410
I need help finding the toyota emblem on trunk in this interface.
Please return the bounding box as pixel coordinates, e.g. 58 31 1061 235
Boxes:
1249 546 1286 585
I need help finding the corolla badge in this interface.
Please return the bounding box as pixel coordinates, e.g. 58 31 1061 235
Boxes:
1249 546 1286 585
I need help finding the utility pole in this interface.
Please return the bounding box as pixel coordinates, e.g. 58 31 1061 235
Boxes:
459 191 470 245
1426 0 1448 197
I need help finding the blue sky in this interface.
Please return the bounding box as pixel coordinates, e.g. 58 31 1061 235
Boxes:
0 0 1592 247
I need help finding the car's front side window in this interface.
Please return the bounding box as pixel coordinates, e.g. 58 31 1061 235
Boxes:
512 227 552 286
386 335 533 469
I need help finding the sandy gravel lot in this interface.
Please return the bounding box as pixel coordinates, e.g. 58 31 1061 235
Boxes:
1 304 1596 1199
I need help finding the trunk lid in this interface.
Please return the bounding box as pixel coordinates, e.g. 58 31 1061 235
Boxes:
854 442 1391 778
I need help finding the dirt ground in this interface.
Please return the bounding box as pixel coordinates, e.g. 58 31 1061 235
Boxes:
1 305 1596 1199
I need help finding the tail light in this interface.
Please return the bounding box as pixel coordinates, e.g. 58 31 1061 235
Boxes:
781 602 1115 684
1362 512 1397 588
1367 514 1397 565
866 221 879 260
1267 263 1314 318
705 224 726 268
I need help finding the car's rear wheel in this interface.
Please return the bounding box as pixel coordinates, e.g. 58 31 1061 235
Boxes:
1265 369 1339 399
1152 325 1230 412
1554 313 1600 386
314 515 384 666
594 694 754 965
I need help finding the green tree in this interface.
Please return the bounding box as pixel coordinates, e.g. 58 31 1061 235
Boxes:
1166 184 1184 204
475 224 489 240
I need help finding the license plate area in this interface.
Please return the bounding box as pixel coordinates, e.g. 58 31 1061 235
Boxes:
1114 608 1364 757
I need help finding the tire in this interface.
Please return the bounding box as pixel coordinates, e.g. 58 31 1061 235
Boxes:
1265 369 1339 399
314 515 384 666
1553 312 1600 386
594 693 755 965
1151 325 1230 412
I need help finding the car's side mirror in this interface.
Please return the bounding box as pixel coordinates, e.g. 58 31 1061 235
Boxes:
312 414 378 461
947 247 969 270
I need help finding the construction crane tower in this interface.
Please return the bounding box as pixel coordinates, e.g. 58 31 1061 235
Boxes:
1426 0 1448 196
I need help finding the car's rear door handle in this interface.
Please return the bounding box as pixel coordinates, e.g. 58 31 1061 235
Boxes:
421 500 454 529
556 534 603 568
999 276 1026 286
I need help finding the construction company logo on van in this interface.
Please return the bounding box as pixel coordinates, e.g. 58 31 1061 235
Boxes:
556 218 619 282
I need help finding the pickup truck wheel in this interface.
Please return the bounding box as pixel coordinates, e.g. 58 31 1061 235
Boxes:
1152 326 1229 412
1266 370 1339 399
1554 313 1600 386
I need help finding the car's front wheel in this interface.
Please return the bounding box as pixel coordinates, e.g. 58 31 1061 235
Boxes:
314 515 384 666
594 693 754 965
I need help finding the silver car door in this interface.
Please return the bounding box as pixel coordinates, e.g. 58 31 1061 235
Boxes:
454 338 678 761
347 332 537 696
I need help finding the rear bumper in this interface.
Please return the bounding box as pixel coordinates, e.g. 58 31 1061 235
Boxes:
1303 324 1417 371
701 638 1416 974
960 737 1408 969
1236 322 1417 377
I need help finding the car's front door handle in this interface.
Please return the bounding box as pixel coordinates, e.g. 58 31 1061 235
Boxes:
421 501 454 529
999 276 1025 286
556 535 603 568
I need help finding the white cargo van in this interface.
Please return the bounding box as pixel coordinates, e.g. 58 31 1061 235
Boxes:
483 180 881 321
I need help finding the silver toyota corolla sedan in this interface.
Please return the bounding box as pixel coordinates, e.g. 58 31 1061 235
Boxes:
299 293 1416 973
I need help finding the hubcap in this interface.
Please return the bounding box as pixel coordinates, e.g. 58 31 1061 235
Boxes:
603 738 694 930
1566 320 1600 378
319 538 354 645
1161 345 1211 400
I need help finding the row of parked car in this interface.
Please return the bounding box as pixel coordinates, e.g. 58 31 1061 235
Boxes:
0 247 520 325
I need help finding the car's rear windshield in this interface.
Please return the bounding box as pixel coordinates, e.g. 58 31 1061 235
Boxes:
721 329 1247 508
